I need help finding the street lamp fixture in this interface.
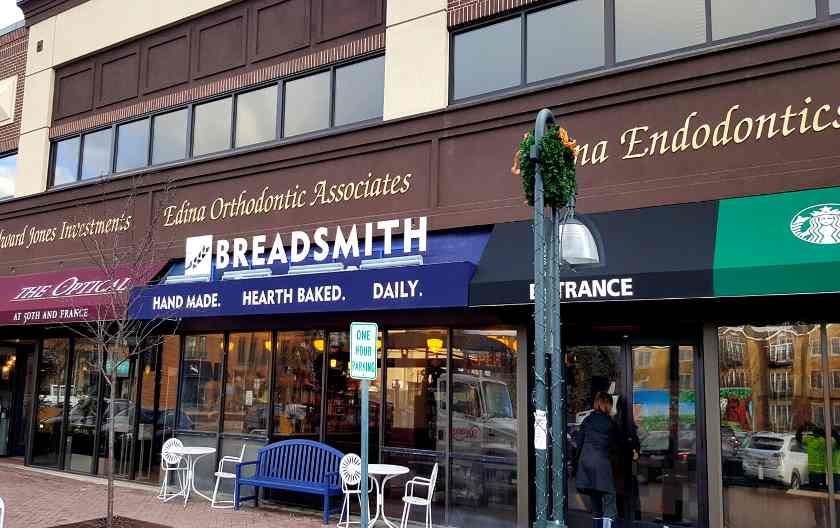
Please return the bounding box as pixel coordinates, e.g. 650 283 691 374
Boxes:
560 217 600 266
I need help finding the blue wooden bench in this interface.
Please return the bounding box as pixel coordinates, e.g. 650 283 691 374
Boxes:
234 439 344 524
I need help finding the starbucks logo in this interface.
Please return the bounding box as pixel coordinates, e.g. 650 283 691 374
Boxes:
790 204 840 245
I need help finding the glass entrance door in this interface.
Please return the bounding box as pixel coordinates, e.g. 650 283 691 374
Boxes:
632 345 698 526
566 339 701 528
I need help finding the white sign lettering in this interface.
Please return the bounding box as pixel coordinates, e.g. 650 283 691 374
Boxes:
185 217 427 277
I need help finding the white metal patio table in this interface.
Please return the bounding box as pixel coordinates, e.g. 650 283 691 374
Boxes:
367 464 410 527
168 445 217 506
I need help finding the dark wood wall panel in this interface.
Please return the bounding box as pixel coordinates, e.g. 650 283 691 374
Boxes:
143 31 191 95
55 64 94 119
193 9 248 79
97 50 139 107
314 0 382 43
53 0 386 128
251 0 310 62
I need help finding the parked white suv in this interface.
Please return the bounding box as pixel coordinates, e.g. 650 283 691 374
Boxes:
741 432 809 488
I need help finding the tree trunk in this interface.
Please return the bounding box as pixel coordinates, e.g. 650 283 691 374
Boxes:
107 343 116 528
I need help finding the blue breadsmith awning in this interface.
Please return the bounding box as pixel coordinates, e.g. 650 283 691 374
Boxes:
129 226 490 320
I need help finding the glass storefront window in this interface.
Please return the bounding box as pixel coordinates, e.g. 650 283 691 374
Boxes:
32 339 69 467
719 325 829 528
224 332 271 435
384 329 447 452
326 331 381 457
449 329 519 528
274 331 323 440
179 334 224 432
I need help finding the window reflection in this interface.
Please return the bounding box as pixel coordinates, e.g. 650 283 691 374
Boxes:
384 329 447 452
65 339 99 473
235 86 277 147
283 72 331 137
225 332 271 435
449 329 519 528
152 109 188 164
193 98 232 156
179 334 224 432
33 339 69 467
115 118 149 172
720 325 829 528
0 153 15 197
81 128 112 180
326 331 381 457
53 137 80 186
274 331 323 439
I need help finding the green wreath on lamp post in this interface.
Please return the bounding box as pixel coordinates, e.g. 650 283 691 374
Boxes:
511 125 578 209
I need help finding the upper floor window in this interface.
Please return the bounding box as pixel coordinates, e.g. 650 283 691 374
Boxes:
453 17 522 100
451 0 821 101
615 0 706 62
0 152 15 198
48 55 384 188
711 0 815 40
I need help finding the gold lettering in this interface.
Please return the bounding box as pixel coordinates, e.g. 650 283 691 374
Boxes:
781 104 797 136
733 117 753 144
671 112 698 153
713 105 739 147
754 114 779 139
691 124 711 150
799 97 813 133
813 105 832 132
621 126 649 159
649 130 670 156
591 142 609 165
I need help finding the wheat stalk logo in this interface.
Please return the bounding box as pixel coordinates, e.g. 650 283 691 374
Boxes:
186 243 210 272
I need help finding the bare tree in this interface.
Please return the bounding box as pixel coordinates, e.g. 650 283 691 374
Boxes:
60 173 179 528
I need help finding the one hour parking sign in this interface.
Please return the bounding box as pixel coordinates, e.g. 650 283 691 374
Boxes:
350 322 378 380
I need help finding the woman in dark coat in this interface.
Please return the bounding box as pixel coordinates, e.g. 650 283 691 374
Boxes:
575 392 619 525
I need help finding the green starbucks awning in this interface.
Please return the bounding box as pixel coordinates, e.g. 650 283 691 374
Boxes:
714 186 840 297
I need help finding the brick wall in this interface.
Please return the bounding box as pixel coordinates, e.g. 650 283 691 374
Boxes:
448 0 550 26
0 26 27 155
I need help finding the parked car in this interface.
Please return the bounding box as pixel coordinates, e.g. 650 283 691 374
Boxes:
741 432 808 488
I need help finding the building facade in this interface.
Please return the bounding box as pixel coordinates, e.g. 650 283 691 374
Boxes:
0 1 839 527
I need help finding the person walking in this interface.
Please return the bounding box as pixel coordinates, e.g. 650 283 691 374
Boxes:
574 392 620 528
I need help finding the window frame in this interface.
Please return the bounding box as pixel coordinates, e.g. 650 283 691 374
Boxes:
48 53 385 190
449 0 829 104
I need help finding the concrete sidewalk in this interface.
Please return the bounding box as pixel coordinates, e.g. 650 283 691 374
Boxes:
0 463 326 528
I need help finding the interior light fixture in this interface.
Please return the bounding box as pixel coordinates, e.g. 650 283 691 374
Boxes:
164 273 211 284
287 262 345 275
426 338 444 351
359 255 423 270
221 268 273 280
313 338 325 352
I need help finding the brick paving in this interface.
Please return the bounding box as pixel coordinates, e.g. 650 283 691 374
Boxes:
0 462 327 528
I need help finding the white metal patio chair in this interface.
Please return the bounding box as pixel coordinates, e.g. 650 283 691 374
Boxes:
399 463 439 528
337 453 372 528
158 437 187 502
211 443 248 509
